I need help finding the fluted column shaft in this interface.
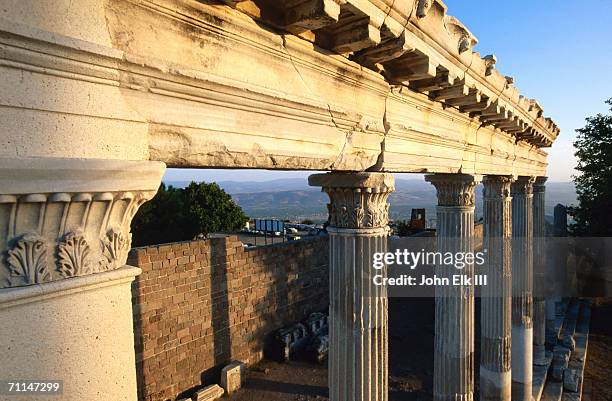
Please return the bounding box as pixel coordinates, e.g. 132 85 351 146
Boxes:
532 177 547 366
511 176 535 401
426 174 479 401
481 176 513 401
309 172 394 401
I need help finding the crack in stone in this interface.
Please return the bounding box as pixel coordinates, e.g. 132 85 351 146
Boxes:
280 35 367 170
366 86 393 172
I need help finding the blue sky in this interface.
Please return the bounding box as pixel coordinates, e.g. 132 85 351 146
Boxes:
165 1 612 184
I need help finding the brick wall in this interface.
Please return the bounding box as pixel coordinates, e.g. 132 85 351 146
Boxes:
128 236 329 401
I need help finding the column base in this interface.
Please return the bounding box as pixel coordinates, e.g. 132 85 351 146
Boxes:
511 326 533 401
480 367 511 401
0 266 141 401
533 344 548 366
433 392 475 401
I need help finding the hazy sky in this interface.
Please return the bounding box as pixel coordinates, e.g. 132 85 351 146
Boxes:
165 1 612 184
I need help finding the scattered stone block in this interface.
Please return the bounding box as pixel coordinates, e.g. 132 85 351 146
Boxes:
265 312 330 363
551 350 570 381
563 368 581 392
269 323 309 361
305 312 328 335
221 361 245 394
305 325 329 363
193 384 224 401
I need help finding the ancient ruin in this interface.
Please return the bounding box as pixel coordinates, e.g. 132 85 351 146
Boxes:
0 0 562 400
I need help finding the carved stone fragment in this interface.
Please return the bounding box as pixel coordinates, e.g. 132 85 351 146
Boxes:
6 233 51 286
416 0 433 19
310 173 394 229
221 361 245 395
58 231 92 278
426 174 478 206
101 228 131 272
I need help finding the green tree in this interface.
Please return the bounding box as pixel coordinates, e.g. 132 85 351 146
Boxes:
131 182 248 246
569 98 612 236
183 181 248 237
131 184 188 246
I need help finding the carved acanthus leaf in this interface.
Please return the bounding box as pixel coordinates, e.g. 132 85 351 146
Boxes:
324 188 392 229
511 177 535 196
6 233 51 286
483 176 513 200
58 231 92 278
427 175 478 207
100 227 131 271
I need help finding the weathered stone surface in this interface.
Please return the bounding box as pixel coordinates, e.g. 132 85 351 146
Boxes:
305 312 328 335
561 300 591 398
311 172 393 401
541 380 563 401
271 323 310 361
0 1 564 401
220 0 559 146
306 325 329 363
533 177 548 368
194 384 224 401
551 349 570 381
532 353 553 401
0 0 558 176
511 176 535 401
427 174 479 401
221 361 245 395
0 157 164 289
563 368 580 393
0 156 164 401
0 267 143 401
131 236 329 400
480 175 513 401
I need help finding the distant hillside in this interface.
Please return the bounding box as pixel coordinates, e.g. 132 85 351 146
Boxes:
165 178 309 193
229 179 447 223
163 178 577 224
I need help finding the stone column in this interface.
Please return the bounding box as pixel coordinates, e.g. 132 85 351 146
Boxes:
309 172 394 401
426 173 479 401
480 176 513 401
545 204 568 348
532 177 547 366
511 176 535 401
0 157 164 401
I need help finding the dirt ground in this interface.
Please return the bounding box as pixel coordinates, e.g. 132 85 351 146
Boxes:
583 298 612 401
228 298 435 401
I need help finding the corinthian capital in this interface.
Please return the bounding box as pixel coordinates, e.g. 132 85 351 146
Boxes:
0 157 165 289
309 172 394 229
511 176 536 196
533 176 547 193
425 174 480 207
482 175 514 200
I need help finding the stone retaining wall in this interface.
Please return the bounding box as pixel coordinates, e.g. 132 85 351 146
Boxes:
128 236 329 401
